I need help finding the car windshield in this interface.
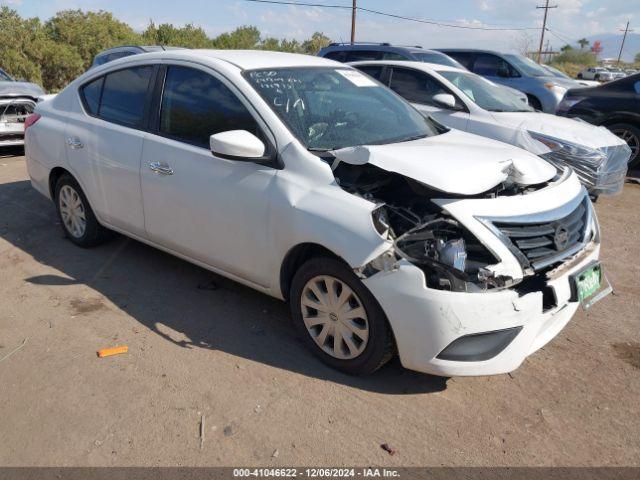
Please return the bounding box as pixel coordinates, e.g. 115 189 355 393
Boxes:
246 67 439 151
0 68 13 81
438 70 533 112
503 54 552 77
413 52 465 69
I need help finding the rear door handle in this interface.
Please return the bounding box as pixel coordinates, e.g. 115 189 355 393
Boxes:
66 137 84 149
149 161 174 176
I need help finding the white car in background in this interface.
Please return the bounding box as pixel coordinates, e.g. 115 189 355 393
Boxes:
25 50 606 377
542 64 600 88
352 61 631 196
577 67 614 82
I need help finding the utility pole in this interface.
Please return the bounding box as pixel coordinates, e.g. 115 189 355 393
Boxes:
536 0 557 63
617 21 634 65
350 0 357 44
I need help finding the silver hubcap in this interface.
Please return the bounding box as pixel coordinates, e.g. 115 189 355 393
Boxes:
59 185 86 238
300 275 369 360
612 128 639 163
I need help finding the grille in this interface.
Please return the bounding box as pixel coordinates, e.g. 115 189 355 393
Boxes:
493 198 588 271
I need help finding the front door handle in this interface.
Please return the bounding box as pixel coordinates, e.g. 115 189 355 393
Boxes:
149 161 174 176
66 137 84 149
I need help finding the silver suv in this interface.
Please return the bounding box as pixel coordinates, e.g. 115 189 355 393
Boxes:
438 49 583 113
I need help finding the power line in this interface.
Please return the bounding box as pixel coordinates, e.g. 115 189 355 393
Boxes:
244 0 540 31
536 0 557 63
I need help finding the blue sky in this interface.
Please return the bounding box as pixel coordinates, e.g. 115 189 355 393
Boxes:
2 0 639 54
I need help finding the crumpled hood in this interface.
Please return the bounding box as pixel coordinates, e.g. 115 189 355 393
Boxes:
331 129 557 195
490 111 626 151
0 81 45 99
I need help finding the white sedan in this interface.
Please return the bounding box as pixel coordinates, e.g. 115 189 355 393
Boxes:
25 50 606 376
351 61 631 196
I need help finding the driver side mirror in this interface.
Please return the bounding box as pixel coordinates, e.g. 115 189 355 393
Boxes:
432 93 458 109
210 130 266 160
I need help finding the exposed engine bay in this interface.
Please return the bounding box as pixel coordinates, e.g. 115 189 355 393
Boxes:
0 97 36 125
321 156 559 293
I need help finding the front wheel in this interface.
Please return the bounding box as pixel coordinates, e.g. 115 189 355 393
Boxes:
608 123 640 168
290 257 395 375
54 174 110 247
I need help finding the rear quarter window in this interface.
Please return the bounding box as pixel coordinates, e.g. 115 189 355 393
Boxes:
81 77 104 115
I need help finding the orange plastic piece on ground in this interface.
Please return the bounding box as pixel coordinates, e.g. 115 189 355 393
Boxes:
97 345 128 358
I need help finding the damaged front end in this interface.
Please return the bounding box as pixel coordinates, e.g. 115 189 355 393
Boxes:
528 131 631 197
0 97 37 146
329 159 525 293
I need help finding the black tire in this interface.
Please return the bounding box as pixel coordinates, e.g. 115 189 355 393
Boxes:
577 73 583 79
289 257 395 375
607 123 640 168
526 94 542 111
594 74 600 81
54 174 109 247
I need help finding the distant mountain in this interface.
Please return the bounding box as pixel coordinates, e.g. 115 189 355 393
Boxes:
580 33 640 62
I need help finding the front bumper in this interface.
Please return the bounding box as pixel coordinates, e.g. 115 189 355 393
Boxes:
363 242 600 376
0 124 25 146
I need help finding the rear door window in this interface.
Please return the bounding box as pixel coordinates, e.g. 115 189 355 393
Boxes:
158 66 259 148
388 67 448 106
99 66 154 128
472 54 509 76
355 65 385 82
441 51 474 69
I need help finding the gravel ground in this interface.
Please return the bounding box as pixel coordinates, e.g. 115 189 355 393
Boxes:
0 151 639 467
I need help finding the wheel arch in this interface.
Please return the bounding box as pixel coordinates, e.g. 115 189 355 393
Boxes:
279 242 346 300
49 166 72 199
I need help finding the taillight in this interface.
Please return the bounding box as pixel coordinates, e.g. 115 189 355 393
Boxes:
24 113 41 132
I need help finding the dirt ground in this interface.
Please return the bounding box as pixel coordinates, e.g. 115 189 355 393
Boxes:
0 150 639 467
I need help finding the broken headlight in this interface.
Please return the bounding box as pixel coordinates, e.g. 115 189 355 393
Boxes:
528 131 629 196
394 218 505 292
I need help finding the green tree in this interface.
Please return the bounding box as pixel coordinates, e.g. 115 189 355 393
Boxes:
143 21 211 48
0 7 46 84
301 32 331 55
212 26 261 49
45 10 141 70
635 52 640 63
577 38 590 50
560 44 573 52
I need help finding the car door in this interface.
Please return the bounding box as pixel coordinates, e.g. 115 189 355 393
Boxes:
387 67 470 130
66 65 155 237
140 64 277 287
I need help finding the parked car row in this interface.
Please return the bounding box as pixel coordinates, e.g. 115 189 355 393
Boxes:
25 50 617 377
318 43 639 169
577 66 636 83
349 60 630 195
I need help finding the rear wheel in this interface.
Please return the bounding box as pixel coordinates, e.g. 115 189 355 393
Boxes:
608 123 640 168
54 174 109 247
290 257 395 375
577 73 583 79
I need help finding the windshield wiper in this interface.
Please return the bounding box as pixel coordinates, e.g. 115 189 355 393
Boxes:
398 133 429 143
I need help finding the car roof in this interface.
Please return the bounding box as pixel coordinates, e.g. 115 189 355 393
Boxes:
96 49 342 71
435 48 502 55
320 44 445 54
349 60 465 74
